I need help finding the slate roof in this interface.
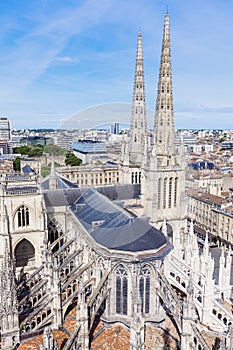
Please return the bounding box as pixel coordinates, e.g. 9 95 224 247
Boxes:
43 188 81 207
41 175 78 190
96 184 140 200
188 161 216 170
43 187 169 254
22 164 35 173
70 188 168 253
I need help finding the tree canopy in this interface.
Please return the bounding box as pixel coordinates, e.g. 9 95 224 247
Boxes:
44 144 67 156
65 152 82 166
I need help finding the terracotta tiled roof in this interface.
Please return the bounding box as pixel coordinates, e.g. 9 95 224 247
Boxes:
17 335 43 350
18 305 77 350
91 322 130 350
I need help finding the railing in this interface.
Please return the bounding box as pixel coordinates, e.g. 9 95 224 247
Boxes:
59 250 80 271
17 266 44 290
53 237 76 259
20 297 53 329
18 279 48 307
20 328 44 341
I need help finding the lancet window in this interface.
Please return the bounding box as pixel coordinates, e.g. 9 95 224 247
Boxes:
163 178 167 209
157 178 161 209
174 177 178 207
17 205 29 228
116 265 128 315
168 177 172 208
139 267 150 314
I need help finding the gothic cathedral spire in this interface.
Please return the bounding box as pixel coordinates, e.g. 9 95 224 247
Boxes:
153 10 175 156
141 10 186 247
129 32 147 164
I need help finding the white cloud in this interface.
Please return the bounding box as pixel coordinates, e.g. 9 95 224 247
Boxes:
56 56 79 63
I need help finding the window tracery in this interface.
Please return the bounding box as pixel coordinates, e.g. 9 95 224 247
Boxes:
139 267 150 314
116 265 128 315
17 205 29 228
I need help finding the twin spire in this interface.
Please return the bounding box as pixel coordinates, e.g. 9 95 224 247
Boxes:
129 10 175 161
129 31 147 163
154 10 175 156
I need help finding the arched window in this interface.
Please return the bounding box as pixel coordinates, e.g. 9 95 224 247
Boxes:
48 219 64 253
17 205 29 228
174 178 178 207
168 178 173 208
163 178 167 209
139 267 150 314
131 172 134 184
157 178 161 209
116 265 128 315
139 172 141 184
15 239 35 267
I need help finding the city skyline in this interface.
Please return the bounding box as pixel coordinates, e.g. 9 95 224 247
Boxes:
0 0 233 129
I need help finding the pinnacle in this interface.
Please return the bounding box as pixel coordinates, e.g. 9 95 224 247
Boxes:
136 32 143 61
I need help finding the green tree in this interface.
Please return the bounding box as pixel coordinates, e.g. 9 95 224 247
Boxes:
13 144 45 157
13 145 31 154
65 152 82 166
44 144 66 156
13 157 21 172
28 146 44 157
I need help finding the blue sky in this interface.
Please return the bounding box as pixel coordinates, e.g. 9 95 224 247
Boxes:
0 0 232 130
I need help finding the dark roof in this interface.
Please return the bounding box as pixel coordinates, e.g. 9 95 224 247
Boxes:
70 188 167 253
96 184 140 200
22 164 35 173
188 161 216 170
41 175 78 190
6 186 38 192
43 187 169 255
43 188 81 207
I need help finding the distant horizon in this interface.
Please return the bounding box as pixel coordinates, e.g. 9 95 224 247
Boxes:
12 126 233 132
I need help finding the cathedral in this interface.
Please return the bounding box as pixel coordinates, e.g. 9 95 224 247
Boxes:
0 10 233 350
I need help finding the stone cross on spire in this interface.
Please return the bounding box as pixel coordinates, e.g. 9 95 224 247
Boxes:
153 10 175 156
129 31 147 164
